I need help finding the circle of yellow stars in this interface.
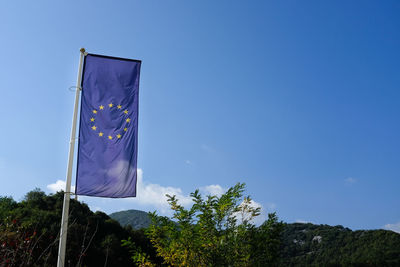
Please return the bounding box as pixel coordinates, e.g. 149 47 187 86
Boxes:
89 103 132 141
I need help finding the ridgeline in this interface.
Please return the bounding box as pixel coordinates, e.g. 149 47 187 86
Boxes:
112 209 400 266
1 189 399 266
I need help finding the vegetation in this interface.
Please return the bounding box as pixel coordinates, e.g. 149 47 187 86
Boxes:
112 204 400 267
124 183 284 266
0 189 159 267
1 187 400 266
280 223 400 266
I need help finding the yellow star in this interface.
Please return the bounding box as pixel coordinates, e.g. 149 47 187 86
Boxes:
108 135 112 140
124 110 128 114
117 134 121 139
91 125 97 130
109 103 113 108
117 105 122 109
93 110 97 114
124 127 128 132
99 132 103 137
99 105 104 110
126 118 131 123
90 117 95 122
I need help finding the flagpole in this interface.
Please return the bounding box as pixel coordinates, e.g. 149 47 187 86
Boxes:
57 48 86 267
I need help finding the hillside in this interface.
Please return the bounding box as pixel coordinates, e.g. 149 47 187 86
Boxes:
109 209 152 230
281 223 400 266
110 209 400 266
2 191 399 266
0 190 160 266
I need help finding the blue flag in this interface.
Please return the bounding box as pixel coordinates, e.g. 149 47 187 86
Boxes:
75 54 141 198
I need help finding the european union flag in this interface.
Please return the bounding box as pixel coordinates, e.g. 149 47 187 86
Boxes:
75 54 141 198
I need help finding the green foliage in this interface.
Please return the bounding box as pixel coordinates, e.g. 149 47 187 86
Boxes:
122 237 155 267
280 223 400 266
3 188 399 266
145 183 283 266
0 196 17 218
0 189 158 266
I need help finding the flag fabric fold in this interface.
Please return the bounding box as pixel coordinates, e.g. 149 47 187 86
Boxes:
75 54 141 198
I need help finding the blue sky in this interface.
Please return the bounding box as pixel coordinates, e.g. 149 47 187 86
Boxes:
0 1 399 232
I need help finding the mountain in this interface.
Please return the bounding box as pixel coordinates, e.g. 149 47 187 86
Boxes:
110 209 400 266
280 223 400 266
109 209 152 230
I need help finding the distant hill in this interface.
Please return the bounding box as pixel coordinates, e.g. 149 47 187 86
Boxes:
281 223 400 266
110 209 400 265
109 209 152 230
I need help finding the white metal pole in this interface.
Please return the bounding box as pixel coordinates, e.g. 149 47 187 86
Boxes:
57 48 86 267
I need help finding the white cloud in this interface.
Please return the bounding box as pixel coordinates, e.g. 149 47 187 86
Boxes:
47 180 75 193
384 222 400 233
46 169 273 223
46 170 193 214
133 174 270 222
132 169 193 214
200 184 225 197
233 199 267 226
185 160 193 165
345 177 357 185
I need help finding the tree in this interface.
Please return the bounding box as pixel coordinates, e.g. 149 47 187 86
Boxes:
141 183 283 266
0 189 157 266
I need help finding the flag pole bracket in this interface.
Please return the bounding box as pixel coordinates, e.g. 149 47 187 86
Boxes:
68 86 82 92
